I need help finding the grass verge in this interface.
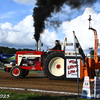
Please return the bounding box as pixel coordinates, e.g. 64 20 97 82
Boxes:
0 90 95 100
0 70 4 72
0 90 74 100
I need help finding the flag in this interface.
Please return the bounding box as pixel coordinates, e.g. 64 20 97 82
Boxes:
73 32 86 67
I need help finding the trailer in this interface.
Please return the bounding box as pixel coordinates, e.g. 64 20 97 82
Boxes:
0 54 16 63
4 16 100 81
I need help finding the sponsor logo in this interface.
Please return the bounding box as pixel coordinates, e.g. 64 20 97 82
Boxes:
69 60 77 64
3 56 7 59
68 60 78 75
31 67 36 70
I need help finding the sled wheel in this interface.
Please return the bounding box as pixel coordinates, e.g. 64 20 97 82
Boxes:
21 69 29 77
10 66 22 78
44 52 65 80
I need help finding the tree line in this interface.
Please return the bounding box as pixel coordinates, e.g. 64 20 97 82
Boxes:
0 46 34 54
0 46 94 55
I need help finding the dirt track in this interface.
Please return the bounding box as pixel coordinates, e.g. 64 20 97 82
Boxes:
0 72 93 96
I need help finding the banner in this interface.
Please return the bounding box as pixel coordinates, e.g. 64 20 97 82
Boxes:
66 59 80 78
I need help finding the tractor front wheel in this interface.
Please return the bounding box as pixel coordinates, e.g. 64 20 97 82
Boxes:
44 52 65 80
10 66 22 78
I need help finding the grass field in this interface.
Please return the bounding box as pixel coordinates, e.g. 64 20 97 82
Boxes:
0 70 4 72
0 90 95 100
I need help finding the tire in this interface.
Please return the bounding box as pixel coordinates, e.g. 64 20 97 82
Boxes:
21 69 29 77
10 66 22 78
44 52 65 80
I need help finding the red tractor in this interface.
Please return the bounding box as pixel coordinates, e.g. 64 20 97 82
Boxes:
5 38 67 80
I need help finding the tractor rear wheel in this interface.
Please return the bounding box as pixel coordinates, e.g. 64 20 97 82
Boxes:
44 52 65 80
10 66 22 78
21 69 29 77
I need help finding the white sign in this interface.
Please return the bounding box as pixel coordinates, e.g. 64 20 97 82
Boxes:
66 59 80 78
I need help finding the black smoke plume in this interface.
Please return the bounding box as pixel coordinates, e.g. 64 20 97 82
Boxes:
33 0 97 42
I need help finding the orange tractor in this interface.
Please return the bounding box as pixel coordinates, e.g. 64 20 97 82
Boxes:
4 16 100 81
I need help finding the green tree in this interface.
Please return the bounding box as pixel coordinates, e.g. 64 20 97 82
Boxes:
0 46 34 54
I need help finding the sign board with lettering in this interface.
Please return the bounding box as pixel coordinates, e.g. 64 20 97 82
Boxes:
93 77 100 99
66 59 80 78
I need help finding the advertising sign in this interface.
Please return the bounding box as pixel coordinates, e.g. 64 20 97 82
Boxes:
66 59 80 78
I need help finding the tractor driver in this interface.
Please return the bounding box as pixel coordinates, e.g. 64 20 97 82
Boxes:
48 40 61 50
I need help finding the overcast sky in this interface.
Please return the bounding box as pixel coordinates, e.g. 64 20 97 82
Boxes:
0 0 100 53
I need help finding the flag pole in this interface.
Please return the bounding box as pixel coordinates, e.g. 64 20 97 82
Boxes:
73 31 79 98
76 52 79 98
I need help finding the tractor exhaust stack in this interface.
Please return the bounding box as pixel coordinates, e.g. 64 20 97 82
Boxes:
36 42 38 51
